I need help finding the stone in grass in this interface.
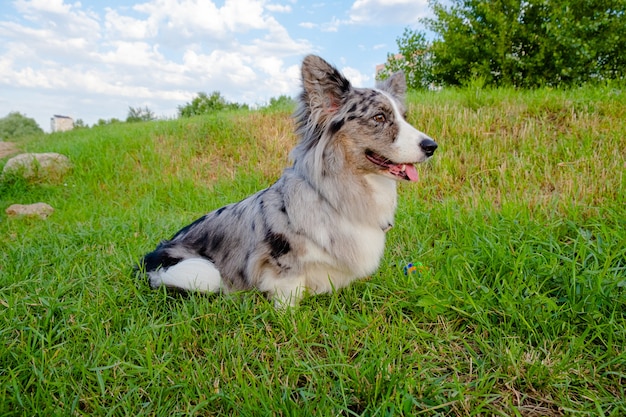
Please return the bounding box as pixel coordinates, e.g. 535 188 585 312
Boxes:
2 152 71 180
6 203 54 219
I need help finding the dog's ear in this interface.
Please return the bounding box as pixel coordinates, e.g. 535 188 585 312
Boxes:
376 71 407 101
301 55 351 114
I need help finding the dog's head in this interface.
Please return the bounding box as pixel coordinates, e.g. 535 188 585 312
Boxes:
293 55 437 182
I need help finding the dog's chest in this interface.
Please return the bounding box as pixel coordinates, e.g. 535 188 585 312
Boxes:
345 222 387 274
301 221 386 292
299 174 398 288
364 174 398 227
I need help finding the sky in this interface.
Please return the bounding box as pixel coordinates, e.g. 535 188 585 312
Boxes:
0 0 434 132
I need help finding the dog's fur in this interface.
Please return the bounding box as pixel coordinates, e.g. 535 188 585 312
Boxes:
139 55 437 306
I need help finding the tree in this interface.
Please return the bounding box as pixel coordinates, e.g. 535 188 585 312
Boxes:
95 118 121 127
178 92 246 118
263 95 296 112
0 112 44 140
126 106 156 123
420 0 626 87
535 0 626 84
378 28 434 90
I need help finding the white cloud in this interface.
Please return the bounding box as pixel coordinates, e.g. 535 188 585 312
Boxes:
0 22 89 56
14 0 101 37
308 0 431 31
183 50 256 84
266 3 292 13
320 16 341 32
0 0 319 130
341 66 370 87
104 9 155 40
348 0 430 26
132 0 272 39
244 18 313 56
98 41 165 67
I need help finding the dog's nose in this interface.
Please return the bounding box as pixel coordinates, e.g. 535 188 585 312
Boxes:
419 138 438 157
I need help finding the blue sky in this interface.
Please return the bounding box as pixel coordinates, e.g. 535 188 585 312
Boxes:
0 0 433 131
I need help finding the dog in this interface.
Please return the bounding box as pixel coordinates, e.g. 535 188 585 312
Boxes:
139 55 437 306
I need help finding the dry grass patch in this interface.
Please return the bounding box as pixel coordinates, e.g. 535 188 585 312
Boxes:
0 141 18 158
409 91 626 217
148 112 297 186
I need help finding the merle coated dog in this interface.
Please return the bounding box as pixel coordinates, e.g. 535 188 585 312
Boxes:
140 55 437 306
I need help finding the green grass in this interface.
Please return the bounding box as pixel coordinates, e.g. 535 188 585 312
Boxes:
1 86 625 416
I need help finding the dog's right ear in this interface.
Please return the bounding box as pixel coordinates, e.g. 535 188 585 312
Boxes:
301 55 351 116
376 71 407 101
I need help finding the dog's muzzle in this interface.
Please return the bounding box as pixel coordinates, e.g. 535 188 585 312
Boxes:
420 139 438 157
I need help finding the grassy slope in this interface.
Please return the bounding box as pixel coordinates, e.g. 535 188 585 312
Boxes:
1 87 624 416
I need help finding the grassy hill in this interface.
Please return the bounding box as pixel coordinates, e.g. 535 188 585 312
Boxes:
1 86 625 416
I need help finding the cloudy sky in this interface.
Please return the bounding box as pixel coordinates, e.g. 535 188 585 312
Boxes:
0 0 433 131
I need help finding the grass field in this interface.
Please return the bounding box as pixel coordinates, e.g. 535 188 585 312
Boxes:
1 85 625 416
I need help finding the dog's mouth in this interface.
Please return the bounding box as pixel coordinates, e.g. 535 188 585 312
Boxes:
365 150 419 182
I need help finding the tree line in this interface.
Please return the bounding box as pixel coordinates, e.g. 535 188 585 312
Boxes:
0 93 296 138
379 0 626 88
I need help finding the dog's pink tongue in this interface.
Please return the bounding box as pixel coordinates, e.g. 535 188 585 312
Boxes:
405 164 419 182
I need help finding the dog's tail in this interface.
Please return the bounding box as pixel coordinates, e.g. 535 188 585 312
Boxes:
138 241 180 273
137 242 223 293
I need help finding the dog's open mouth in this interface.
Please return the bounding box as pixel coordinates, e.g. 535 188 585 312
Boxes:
365 150 419 182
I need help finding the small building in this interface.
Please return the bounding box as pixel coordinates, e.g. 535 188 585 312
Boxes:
50 115 74 132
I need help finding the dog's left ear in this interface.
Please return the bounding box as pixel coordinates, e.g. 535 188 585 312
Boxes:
376 71 407 101
301 55 351 115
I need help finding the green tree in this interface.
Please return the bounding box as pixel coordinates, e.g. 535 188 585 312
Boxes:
126 106 156 123
263 95 296 112
95 118 121 127
535 0 626 84
0 112 44 140
423 0 626 87
178 92 246 118
378 28 434 90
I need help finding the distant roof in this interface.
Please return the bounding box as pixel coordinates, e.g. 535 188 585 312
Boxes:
52 115 72 119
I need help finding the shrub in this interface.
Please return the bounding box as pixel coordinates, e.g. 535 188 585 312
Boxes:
178 92 247 117
0 112 44 140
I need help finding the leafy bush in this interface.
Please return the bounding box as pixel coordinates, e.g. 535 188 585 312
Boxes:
178 91 247 117
383 0 626 88
0 112 44 140
426 0 626 87
95 118 122 127
262 95 296 112
126 106 156 123
377 28 434 90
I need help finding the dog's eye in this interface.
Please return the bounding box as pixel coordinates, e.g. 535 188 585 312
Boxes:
373 114 386 124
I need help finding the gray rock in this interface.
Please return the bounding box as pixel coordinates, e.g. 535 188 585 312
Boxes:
2 152 71 180
6 203 55 219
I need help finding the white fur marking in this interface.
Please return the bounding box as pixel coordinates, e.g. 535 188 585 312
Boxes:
261 274 307 308
364 173 397 221
376 89 431 163
149 258 223 293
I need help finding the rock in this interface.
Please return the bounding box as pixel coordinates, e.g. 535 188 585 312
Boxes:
6 203 55 219
2 152 71 180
